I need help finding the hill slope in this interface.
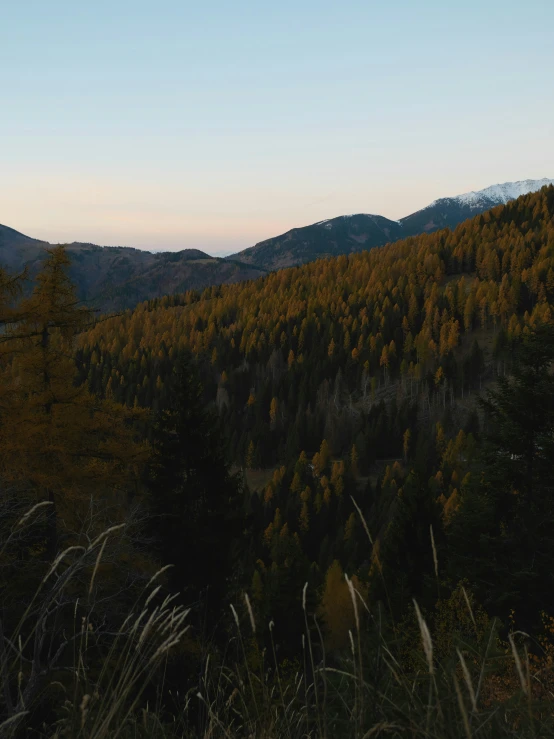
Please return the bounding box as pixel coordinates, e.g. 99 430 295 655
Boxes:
225 213 404 270
3 178 552 311
82 184 554 456
0 227 265 312
229 178 554 269
78 185 554 653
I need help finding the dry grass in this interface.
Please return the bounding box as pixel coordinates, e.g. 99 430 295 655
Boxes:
3 503 554 738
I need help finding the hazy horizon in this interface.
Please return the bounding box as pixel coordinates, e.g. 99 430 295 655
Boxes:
2 0 554 256
4 175 554 257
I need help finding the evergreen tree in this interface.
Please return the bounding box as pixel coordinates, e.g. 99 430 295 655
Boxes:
147 353 245 620
449 324 554 628
376 471 442 615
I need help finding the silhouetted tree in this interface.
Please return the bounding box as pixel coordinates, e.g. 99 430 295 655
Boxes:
449 324 554 628
147 353 245 622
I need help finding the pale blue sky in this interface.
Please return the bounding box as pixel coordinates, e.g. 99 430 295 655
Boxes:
2 0 553 254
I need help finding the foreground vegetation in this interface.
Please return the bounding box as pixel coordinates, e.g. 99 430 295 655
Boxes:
2 187 554 736
3 505 554 737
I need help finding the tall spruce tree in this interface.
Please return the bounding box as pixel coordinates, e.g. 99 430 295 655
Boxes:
449 323 554 628
147 354 244 619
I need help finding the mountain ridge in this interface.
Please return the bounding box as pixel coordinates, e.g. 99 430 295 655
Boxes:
0 226 266 312
2 178 552 312
229 178 554 269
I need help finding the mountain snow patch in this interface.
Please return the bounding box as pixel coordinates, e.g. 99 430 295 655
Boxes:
428 178 554 210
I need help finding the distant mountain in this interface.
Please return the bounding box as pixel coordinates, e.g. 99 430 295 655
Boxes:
0 224 46 267
0 225 265 312
399 178 554 236
226 214 404 270
3 178 552 313
229 178 554 270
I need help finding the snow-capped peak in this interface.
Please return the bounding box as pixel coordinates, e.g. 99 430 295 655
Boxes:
429 178 554 210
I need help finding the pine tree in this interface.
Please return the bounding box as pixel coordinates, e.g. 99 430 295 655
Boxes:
449 323 554 627
147 353 244 618
376 471 442 614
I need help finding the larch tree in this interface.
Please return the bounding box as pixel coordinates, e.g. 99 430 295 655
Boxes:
319 560 365 651
0 247 149 548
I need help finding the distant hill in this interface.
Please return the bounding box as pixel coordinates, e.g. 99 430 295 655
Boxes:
226 214 404 271
0 225 265 312
3 178 552 313
229 178 554 269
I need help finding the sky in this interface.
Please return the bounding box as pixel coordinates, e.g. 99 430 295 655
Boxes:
1 0 553 256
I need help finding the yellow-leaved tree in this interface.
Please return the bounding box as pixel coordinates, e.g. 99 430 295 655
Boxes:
319 560 367 651
0 247 149 549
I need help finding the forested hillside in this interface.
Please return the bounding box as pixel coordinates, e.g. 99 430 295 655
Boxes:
5 180 551 313
83 185 554 463
79 185 554 640
0 224 265 312
3 187 554 737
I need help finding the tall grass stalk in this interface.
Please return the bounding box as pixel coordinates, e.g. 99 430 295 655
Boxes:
4 504 554 737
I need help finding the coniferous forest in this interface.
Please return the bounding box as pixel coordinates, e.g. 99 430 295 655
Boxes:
4 186 554 737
